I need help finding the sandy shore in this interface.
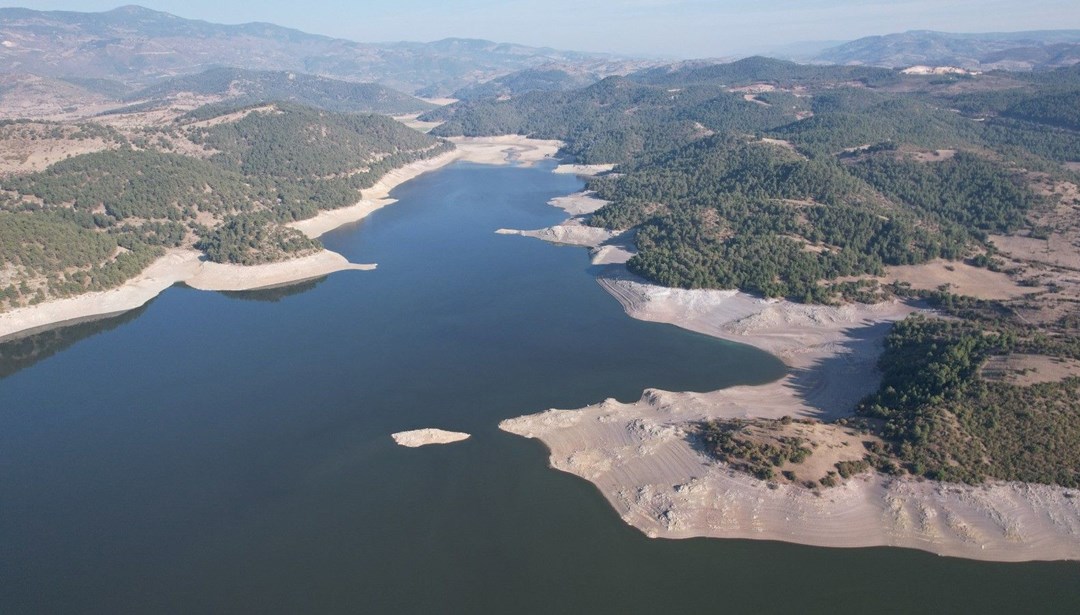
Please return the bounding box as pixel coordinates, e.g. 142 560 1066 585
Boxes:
496 193 1080 562
289 148 464 239
1 136 562 341
0 249 372 341
292 136 562 239
184 250 374 291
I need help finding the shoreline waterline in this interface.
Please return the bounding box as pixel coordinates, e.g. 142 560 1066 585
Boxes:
0 136 561 341
496 190 1080 563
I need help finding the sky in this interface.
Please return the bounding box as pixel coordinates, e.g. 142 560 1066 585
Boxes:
18 0 1080 57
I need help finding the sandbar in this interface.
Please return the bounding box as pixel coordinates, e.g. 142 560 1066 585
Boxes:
392 429 471 448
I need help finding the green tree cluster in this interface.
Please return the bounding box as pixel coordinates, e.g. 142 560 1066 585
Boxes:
858 315 1080 487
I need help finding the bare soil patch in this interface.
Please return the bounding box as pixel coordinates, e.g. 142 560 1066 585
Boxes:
863 260 1036 300
981 354 1080 386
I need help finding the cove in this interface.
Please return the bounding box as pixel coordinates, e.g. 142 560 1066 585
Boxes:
1 162 1078 613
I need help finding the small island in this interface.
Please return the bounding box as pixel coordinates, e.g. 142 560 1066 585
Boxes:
391 429 471 448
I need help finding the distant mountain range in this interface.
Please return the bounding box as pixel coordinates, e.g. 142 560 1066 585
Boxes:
0 5 648 95
806 30 1080 71
3 5 1079 121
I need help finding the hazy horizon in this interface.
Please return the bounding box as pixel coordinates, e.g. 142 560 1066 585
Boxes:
11 1 1080 58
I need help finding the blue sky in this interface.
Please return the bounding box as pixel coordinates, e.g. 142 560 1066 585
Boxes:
19 1 1080 57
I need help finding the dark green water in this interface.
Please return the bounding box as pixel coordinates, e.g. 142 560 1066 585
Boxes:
2 162 1078 614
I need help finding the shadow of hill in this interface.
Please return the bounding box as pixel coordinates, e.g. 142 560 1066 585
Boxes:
783 319 899 420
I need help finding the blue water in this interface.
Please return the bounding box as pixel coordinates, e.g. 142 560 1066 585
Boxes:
2 162 1078 613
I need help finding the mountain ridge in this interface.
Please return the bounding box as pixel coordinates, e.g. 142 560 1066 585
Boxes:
0 5 645 95
811 29 1080 71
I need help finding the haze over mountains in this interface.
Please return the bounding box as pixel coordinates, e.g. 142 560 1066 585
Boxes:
804 30 1080 71
1 5 1078 122
0 5 649 96
4 6 1079 106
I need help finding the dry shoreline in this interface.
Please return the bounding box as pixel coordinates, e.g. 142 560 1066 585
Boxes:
290 136 561 239
497 191 1080 562
0 136 561 341
0 248 374 341
10 134 1078 560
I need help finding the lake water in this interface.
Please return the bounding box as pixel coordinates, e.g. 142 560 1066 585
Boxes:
2 162 1078 613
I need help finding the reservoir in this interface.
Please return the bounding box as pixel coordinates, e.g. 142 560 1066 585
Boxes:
2 162 1078 613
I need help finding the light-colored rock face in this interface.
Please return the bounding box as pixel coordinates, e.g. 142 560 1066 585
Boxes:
391 429 471 448
547 192 610 217
552 163 616 177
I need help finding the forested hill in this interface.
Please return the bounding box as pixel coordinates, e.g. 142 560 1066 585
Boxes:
628 56 899 88
0 103 451 309
424 68 809 163
426 55 1080 167
451 68 601 101
423 57 973 164
186 102 440 180
589 136 1032 301
429 57 1078 301
125 68 436 115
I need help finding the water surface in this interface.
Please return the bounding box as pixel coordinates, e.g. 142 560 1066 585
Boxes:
2 162 1078 613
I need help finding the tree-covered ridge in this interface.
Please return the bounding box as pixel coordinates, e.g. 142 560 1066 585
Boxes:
428 56 1079 303
1001 90 1080 132
0 102 452 310
190 103 442 178
849 150 1033 236
0 211 116 274
629 56 899 89
772 95 985 157
426 59 1080 170
0 118 128 144
919 68 1080 164
450 67 597 101
585 136 1033 301
5 147 272 219
126 67 436 116
425 77 802 163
